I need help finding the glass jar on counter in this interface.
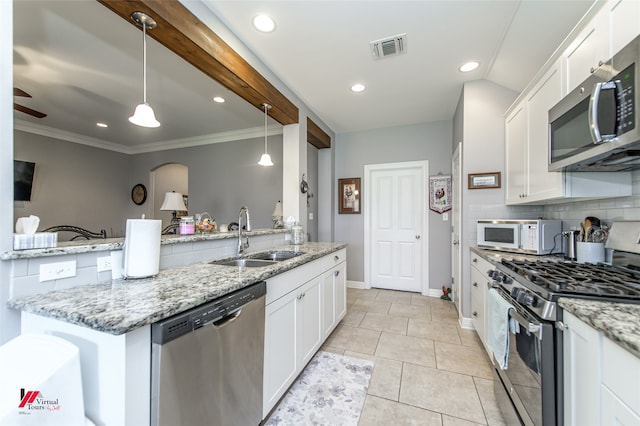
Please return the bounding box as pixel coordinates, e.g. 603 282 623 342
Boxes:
179 216 195 235
291 223 305 245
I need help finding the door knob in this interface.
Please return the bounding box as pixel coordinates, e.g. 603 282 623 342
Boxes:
415 235 421 240
453 240 459 245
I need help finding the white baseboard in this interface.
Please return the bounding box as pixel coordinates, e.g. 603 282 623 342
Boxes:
424 288 442 298
459 316 474 330
346 280 365 289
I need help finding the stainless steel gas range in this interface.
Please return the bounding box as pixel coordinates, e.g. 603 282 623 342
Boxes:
487 221 640 426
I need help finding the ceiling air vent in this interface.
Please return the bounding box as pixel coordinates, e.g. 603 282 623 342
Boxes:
370 33 407 59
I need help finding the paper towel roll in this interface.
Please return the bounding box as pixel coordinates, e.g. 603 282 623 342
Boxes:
122 219 161 279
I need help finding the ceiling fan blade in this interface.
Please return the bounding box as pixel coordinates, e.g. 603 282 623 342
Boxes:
14 88 31 98
14 103 47 118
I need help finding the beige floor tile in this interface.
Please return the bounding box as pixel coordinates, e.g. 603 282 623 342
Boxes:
430 306 460 324
435 341 493 379
400 363 487 424
442 415 485 425
359 395 442 426
375 332 436 367
473 377 507 426
457 327 484 348
360 312 408 335
407 318 462 345
375 289 414 304
348 288 379 301
342 310 366 327
388 302 432 320
345 350 403 401
351 299 392 314
411 294 432 306
319 345 345 355
324 324 381 354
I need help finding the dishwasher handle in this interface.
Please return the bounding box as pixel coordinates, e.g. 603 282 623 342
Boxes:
212 309 243 328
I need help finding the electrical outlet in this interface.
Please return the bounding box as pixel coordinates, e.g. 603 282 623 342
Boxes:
97 256 112 272
39 261 76 282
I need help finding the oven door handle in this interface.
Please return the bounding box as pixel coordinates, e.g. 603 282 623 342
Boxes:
509 308 542 339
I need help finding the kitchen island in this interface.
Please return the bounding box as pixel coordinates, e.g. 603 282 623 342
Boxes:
6 240 347 426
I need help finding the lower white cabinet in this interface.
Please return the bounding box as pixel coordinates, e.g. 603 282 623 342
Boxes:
469 252 492 357
263 249 347 418
563 311 640 426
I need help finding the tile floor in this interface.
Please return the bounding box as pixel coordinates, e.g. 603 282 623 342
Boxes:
321 287 507 426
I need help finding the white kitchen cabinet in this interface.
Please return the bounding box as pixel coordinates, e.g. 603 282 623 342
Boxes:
505 101 527 204
563 5 610 93
469 252 492 358
263 249 347 417
563 311 602 426
610 0 640 56
297 276 322 367
563 311 640 426
263 287 298 415
505 59 632 205
321 257 347 339
601 336 640 425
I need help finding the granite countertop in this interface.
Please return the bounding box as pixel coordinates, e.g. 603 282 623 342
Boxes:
470 246 566 265
1 228 288 260
8 241 346 336
559 298 640 358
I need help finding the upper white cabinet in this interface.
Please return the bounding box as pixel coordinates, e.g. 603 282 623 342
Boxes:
505 0 636 205
610 0 640 60
563 7 610 93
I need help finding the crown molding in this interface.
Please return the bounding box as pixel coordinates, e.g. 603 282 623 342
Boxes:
14 119 283 155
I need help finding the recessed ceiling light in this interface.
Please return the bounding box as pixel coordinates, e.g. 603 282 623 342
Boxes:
96 122 108 128
212 96 225 103
351 83 366 93
253 14 276 32
459 61 479 72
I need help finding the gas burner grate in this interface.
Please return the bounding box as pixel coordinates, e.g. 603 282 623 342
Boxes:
500 259 640 298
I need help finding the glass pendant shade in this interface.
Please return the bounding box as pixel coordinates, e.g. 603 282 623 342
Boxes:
129 103 160 127
258 153 274 166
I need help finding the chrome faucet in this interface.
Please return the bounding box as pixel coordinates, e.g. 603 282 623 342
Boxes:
237 206 251 255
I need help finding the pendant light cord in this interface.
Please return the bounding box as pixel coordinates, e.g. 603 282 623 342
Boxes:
264 104 268 152
142 21 148 104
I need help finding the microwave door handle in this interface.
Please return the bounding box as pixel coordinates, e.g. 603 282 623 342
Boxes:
589 82 604 143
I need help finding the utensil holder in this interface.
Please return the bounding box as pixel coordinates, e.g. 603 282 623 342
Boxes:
576 242 605 264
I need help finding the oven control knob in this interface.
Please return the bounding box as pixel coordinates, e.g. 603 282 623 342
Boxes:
516 290 535 306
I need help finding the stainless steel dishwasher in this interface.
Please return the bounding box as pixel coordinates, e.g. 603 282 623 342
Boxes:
151 281 266 426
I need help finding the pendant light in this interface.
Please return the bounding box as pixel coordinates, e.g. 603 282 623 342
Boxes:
258 103 274 166
129 12 160 128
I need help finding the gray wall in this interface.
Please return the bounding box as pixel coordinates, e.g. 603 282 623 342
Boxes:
14 131 283 238
334 121 453 291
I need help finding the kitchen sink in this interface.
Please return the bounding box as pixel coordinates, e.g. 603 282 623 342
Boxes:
210 258 277 267
250 251 305 261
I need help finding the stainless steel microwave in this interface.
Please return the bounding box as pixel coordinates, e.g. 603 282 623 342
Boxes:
477 219 562 255
549 35 640 172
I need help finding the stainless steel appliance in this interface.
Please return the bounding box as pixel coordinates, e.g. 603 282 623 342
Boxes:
477 219 562 255
549 36 640 172
151 281 266 426
488 221 640 425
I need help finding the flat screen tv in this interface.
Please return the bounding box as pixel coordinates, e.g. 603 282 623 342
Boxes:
14 160 35 201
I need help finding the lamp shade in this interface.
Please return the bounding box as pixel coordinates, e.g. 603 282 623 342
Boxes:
258 153 273 166
129 103 160 128
160 192 187 211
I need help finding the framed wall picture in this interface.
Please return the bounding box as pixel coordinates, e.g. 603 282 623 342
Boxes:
338 178 361 214
468 172 501 189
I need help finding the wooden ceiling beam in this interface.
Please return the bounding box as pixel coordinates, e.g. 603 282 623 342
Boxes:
307 118 331 149
98 0 298 127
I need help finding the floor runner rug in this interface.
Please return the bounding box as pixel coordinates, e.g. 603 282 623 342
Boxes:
265 351 374 425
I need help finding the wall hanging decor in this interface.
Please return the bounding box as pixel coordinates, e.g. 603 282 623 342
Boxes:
429 175 452 214
468 171 501 189
338 177 361 214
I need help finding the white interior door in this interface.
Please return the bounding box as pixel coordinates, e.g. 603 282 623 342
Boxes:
365 161 428 293
451 143 462 311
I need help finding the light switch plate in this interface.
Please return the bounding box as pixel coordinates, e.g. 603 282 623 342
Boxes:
39 261 76 282
442 212 449 221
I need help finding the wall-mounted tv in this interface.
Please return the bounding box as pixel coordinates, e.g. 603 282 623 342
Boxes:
14 160 35 201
